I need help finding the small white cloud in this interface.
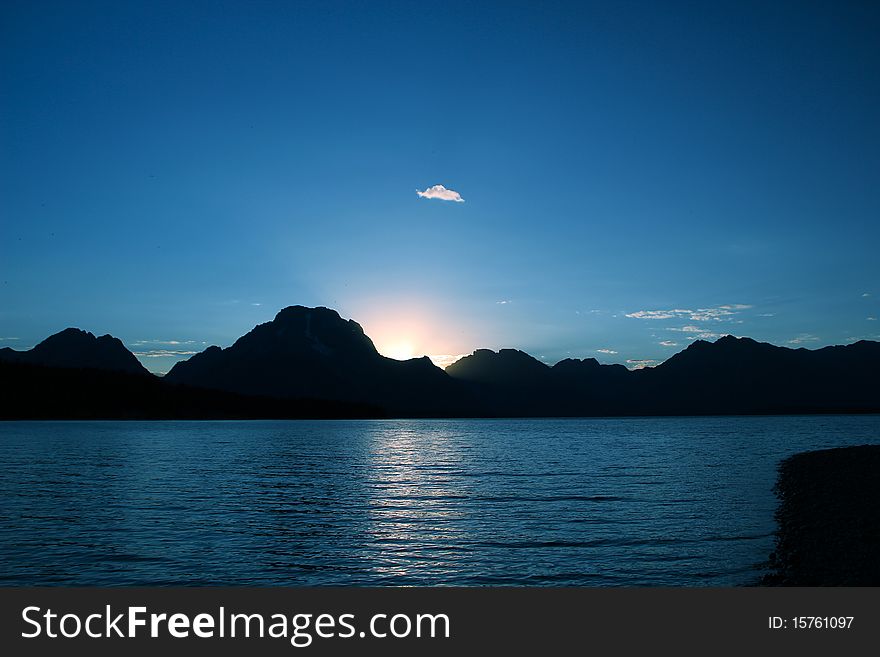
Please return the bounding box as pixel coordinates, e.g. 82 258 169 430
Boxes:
496 300 511 305
659 340 678 347
596 348 618 354
416 184 465 202
252 302 262 306
868 317 878 321
0 337 20 341
862 293 871 297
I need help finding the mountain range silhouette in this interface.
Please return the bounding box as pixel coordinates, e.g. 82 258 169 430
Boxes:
2 305 878 419
0 328 150 376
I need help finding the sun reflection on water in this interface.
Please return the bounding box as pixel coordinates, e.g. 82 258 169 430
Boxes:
361 422 474 581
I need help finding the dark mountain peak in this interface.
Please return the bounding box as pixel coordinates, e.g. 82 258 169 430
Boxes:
499 347 542 360
683 338 712 350
0 327 150 376
446 347 550 385
551 357 631 384
37 327 96 346
715 334 759 347
681 334 758 353
167 305 381 384
392 354 447 376
33 328 126 355
452 348 547 367
274 305 342 325
660 334 772 371
168 306 379 372
272 305 368 338
553 357 601 370
222 305 378 360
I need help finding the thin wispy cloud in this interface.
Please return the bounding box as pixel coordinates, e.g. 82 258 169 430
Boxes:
787 334 820 345
625 309 691 320
496 300 511 305
666 326 722 340
627 359 659 370
416 184 465 203
596 348 618 354
626 304 752 322
0 337 20 341
690 304 752 321
862 293 871 298
659 340 678 347
132 339 197 346
868 317 877 321
133 349 199 358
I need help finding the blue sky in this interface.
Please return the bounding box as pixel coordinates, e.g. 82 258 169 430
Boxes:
2 0 878 374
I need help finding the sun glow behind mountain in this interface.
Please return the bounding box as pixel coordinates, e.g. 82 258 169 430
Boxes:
352 302 469 368
382 340 416 361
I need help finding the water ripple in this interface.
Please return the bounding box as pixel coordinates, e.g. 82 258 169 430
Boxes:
1 416 878 586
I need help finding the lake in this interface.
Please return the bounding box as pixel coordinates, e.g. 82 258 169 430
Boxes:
1 416 878 586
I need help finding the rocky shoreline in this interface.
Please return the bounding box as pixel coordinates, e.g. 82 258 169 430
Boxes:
763 444 880 585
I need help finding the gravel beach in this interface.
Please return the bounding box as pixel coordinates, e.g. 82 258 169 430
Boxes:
764 444 880 585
